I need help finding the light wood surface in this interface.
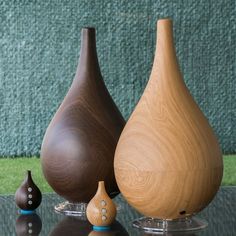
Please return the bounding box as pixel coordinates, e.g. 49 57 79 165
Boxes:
86 181 117 226
114 19 223 220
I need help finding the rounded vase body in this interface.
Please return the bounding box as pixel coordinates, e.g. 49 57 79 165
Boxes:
86 181 117 227
114 19 223 220
41 28 125 203
15 170 42 211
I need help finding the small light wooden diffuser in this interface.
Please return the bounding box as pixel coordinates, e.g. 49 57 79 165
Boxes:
86 181 116 228
114 19 223 220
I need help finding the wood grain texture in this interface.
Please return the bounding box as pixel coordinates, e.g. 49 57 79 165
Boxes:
86 181 117 227
15 170 42 211
41 28 125 203
114 19 223 220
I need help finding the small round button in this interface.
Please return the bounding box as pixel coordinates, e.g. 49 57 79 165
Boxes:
28 187 32 192
28 200 33 205
100 200 106 206
28 222 33 227
101 208 107 214
28 194 33 199
28 229 33 234
102 215 107 221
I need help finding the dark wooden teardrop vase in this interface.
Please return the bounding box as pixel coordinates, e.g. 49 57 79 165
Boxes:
41 27 125 203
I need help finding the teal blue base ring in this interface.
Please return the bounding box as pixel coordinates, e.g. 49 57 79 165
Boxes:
93 225 111 231
19 210 36 215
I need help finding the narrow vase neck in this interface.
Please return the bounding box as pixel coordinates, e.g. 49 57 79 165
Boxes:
156 19 176 58
77 27 101 76
97 181 105 195
25 170 33 183
154 19 178 71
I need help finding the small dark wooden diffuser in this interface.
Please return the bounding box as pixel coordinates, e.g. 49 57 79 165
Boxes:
41 27 125 203
15 170 42 211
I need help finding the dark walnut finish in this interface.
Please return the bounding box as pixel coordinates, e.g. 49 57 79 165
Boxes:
41 27 125 203
15 170 42 211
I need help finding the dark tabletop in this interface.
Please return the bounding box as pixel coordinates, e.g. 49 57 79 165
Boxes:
0 187 235 236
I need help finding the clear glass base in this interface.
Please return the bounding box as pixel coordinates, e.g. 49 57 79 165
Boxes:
54 201 87 218
133 216 208 234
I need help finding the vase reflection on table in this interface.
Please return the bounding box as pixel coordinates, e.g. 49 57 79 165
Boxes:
41 27 125 216
114 18 223 233
50 216 128 236
15 213 42 236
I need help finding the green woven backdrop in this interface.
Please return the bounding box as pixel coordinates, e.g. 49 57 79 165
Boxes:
0 0 235 156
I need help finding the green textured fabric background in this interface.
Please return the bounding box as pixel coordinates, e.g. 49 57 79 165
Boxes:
0 0 235 156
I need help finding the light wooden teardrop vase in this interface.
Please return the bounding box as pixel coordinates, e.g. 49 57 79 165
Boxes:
114 19 223 232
